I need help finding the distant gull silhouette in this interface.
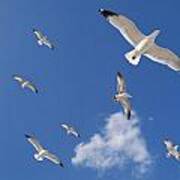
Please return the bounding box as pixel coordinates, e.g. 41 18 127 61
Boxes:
33 28 55 50
61 123 80 138
113 72 132 120
25 134 64 167
13 75 38 94
164 139 180 161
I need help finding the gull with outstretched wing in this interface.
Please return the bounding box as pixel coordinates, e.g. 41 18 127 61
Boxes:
99 9 180 71
164 139 180 161
113 72 132 120
61 123 80 138
33 29 55 50
13 75 38 94
25 134 64 167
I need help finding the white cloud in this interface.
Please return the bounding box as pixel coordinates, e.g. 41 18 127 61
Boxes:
72 112 152 173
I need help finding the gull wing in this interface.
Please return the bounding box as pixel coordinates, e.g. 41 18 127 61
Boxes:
71 130 80 138
120 97 131 120
61 124 69 131
43 39 55 50
13 75 24 83
44 152 64 167
26 83 38 93
33 29 44 40
177 152 180 160
25 134 43 153
99 9 145 46
145 44 180 71
116 72 126 93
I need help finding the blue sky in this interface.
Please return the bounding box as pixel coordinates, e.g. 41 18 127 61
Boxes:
1 0 180 179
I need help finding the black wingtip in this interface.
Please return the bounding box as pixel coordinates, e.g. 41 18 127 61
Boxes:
32 28 37 32
25 134 31 139
12 74 17 78
126 111 131 120
99 9 118 18
59 162 64 168
117 72 123 78
51 45 55 50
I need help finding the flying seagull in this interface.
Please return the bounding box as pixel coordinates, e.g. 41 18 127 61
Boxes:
25 134 64 167
33 29 55 50
13 75 38 94
113 72 132 120
164 139 180 161
99 9 180 71
61 123 80 138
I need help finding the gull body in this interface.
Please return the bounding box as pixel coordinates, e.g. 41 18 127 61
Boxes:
99 9 180 71
114 72 132 120
125 30 160 65
164 139 180 161
34 149 47 161
25 134 64 167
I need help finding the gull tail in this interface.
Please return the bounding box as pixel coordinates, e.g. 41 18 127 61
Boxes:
148 29 160 40
125 49 141 66
125 93 132 98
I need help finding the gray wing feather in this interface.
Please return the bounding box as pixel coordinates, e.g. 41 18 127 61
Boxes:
61 124 69 131
25 135 43 152
44 152 63 166
27 83 38 93
33 30 44 40
71 130 80 138
117 72 126 93
145 44 180 71
120 97 131 120
107 13 145 46
43 39 55 49
13 76 24 83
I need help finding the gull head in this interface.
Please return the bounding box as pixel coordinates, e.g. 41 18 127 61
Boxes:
98 9 118 18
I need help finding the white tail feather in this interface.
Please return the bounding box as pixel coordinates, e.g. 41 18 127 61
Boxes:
125 93 132 98
148 30 160 40
125 49 141 65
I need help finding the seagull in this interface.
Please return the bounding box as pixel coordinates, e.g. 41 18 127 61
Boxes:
164 139 180 161
99 9 180 71
33 29 55 50
61 123 80 138
113 72 132 120
13 75 38 94
25 134 64 167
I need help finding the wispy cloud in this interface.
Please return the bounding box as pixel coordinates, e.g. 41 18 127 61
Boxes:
72 112 152 174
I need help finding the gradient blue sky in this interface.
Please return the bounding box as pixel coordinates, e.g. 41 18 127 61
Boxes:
1 0 180 179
